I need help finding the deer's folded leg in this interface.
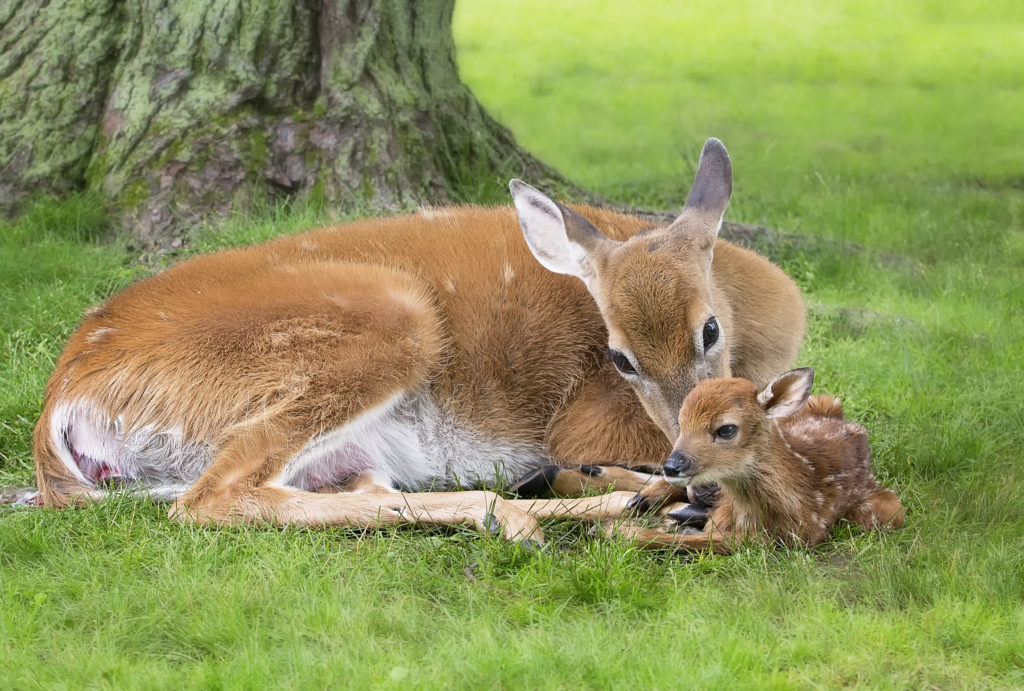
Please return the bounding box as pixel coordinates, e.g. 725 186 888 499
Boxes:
511 464 660 498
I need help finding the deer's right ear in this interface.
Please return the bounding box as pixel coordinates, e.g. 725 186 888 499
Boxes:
509 180 610 285
758 367 815 419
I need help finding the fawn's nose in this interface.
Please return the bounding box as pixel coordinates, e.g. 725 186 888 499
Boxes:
663 451 695 478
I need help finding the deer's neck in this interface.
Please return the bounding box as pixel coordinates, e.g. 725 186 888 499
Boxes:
724 423 815 537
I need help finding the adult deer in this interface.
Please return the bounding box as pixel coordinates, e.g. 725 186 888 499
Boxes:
32 139 805 542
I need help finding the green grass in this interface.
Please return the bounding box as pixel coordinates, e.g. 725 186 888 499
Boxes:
3 0 1023 686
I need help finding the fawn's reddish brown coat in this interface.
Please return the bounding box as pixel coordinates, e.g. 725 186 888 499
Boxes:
624 368 904 552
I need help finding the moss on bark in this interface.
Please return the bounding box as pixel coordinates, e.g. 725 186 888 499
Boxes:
0 0 577 248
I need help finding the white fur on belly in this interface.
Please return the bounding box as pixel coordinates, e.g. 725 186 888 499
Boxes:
52 391 547 498
273 390 547 492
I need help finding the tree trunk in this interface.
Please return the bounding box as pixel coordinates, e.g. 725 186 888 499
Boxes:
0 0 574 248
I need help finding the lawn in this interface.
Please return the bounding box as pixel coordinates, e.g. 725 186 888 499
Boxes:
2 0 1023 686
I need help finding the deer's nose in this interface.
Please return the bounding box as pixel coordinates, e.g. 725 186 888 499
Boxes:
663 451 695 478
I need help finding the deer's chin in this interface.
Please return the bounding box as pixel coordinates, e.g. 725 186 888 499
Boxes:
663 473 695 489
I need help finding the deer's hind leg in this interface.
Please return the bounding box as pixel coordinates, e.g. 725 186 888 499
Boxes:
845 488 905 530
173 449 541 541
168 381 545 540
166 263 542 542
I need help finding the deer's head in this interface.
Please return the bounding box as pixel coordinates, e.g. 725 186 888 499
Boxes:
511 138 735 439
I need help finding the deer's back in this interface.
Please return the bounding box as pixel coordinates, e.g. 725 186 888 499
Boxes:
780 408 879 521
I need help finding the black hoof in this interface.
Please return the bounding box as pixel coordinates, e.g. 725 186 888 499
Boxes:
518 539 545 553
626 493 651 513
511 465 562 498
577 464 604 477
482 513 502 536
688 483 721 509
667 504 709 529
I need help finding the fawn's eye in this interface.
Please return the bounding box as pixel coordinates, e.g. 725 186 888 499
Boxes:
608 348 637 375
702 317 719 352
714 424 738 440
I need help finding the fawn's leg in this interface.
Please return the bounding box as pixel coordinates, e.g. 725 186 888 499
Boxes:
624 478 688 511
599 521 735 555
593 520 737 556
845 488 905 530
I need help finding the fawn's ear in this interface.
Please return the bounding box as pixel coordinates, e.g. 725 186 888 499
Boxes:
758 368 815 419
668 137 733 252
509 179 613 286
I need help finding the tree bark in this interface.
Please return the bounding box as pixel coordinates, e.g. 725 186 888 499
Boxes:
0 0 574 248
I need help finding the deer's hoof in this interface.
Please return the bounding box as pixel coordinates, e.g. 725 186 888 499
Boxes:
626 493 651 513
518 539 545 553
510 465 562 498
666 504 709 529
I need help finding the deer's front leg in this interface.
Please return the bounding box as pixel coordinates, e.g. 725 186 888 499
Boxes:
511 464 662 498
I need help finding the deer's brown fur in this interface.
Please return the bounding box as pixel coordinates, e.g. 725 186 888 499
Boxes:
32 139 805 542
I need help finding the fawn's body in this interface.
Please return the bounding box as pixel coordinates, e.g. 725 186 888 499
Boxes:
622 369 904 552
33 139 806 541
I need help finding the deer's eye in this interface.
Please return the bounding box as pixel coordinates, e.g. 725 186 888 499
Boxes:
702 317 719 352
714 424 738 440
608 348 637 375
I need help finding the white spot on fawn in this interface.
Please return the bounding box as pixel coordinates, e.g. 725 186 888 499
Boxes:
444 277 456 293
502 263 515 284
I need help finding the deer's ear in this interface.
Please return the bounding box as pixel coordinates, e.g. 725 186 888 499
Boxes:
669 137 733 252
509 179 612 285
758 368 815 419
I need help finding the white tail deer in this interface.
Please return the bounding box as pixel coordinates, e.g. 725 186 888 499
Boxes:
32 138 805 542
613 368 905 552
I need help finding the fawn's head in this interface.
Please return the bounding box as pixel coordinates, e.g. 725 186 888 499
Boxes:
510 138 736 439
661 368 815 487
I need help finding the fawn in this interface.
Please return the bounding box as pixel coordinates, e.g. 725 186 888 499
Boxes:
617 368 904 552
32 138 805 542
